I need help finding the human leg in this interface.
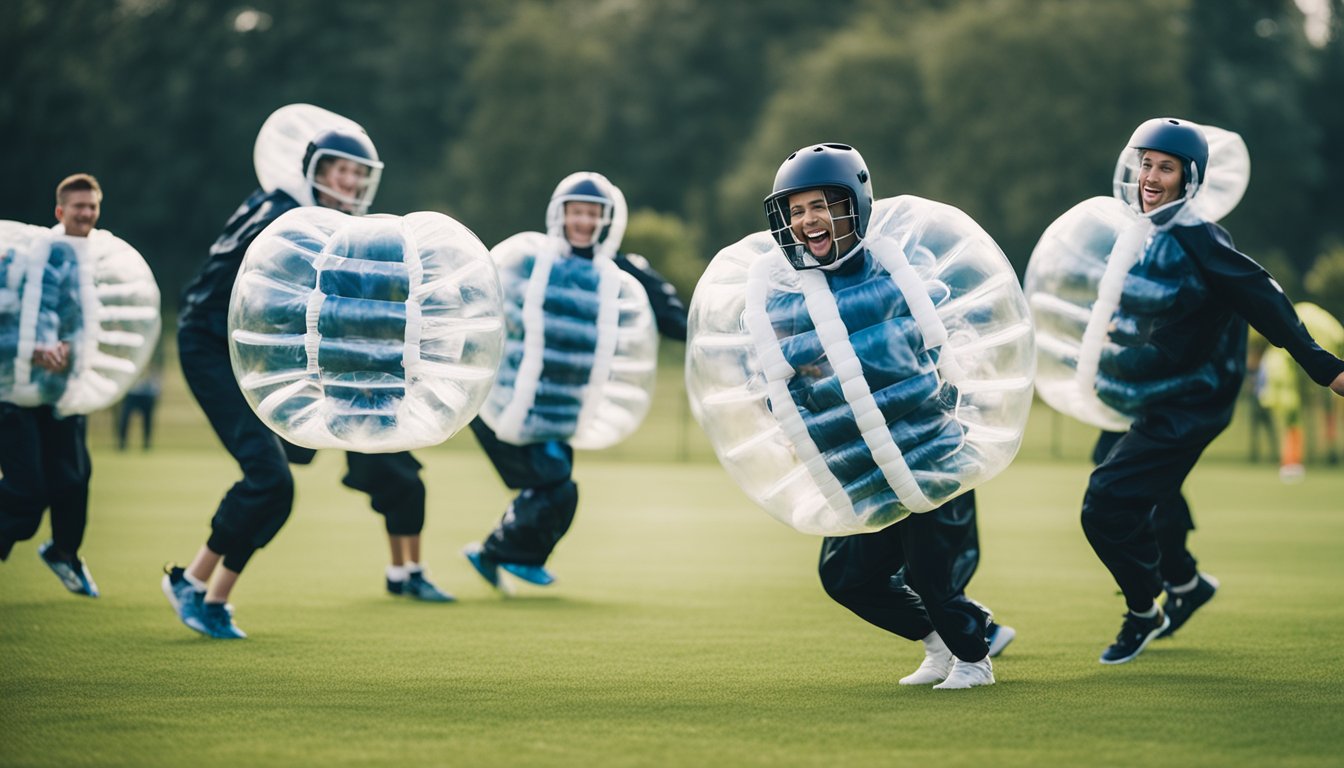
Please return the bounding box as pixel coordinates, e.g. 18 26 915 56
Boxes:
467 419 575 587
345 451 451 602
1082 425 1218 662
0 405 51 561
168 325 294 637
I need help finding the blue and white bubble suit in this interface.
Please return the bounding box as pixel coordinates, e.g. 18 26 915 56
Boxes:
0 221 161 415
478 232 659 449
686 196 1035 536
228 207 504 451
1024 124 1251 430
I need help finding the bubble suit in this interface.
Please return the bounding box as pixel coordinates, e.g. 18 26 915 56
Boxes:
1027 123 1250 431
479 232 659 449
686 196 1035 536
1 220 161 415
254 103 363 205
228 207 504 451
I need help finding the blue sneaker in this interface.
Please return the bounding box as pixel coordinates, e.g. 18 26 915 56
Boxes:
38 540 99 597
463 543 500 585
986 622 1016 658
500 561 556 587
388 570 455 603
198 602 247 640
161 565 206 633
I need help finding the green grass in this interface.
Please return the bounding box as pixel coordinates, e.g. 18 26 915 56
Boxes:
3 353 1343 767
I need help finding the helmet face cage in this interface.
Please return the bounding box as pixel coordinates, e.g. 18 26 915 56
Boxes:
764 143 873 271
765 187 862 271
303 129 384 215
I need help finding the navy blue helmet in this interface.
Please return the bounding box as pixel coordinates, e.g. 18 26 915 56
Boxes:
765 143 873 271
1128 118 1209 190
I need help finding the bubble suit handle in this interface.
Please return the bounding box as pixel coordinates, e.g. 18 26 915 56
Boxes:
0 220 161 415
686 196 1034 536
228 208 504 451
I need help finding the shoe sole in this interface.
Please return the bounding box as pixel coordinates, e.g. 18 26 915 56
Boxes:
499 563 556 587
1099 615 1170 665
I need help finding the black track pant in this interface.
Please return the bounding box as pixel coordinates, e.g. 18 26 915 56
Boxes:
819 492 990 662
1083 424 1222 612
179 323 293 573
286 444 426 536
0 405 90 560
1092 431 1199 589
470 418 577 566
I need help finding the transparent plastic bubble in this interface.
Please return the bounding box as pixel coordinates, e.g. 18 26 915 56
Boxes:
479 231 659 449
1113 123 1250 223
1023 197 1137 431
228 207 504 451
1 221 161 415
253 103 365 206
1031 124 1252 431
686 196 1034 536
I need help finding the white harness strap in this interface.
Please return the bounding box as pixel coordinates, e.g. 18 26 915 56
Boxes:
1075 217 1152 406
574 253 622 437
494 243 557 442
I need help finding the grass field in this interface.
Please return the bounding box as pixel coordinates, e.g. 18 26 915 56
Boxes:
3 356 1343 767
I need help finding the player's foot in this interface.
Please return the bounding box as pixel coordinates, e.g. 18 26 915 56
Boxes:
1099 609 1168 664
463 543 510 594
38 540 99 597
500 561 556 587
900 640 955 685
986 622 1016 658
1159 573 1218 638
162 565 206 633
933 657 995 690
388 570 455 603
197 602 247 640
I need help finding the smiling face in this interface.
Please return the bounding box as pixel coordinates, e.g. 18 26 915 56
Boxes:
55 188 101 237
1137 149 1185 213
786 188 854 266
314 157 372 212
563 200 605 248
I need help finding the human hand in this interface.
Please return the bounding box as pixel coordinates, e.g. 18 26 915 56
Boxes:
1331 371 1344 397
31 342 71 373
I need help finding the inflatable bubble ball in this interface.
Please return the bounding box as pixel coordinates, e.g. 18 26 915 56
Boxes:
229 207 504 451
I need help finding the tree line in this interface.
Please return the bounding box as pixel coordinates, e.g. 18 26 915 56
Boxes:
4 0 1343 313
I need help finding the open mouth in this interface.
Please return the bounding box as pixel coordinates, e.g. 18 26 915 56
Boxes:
804 228 832 257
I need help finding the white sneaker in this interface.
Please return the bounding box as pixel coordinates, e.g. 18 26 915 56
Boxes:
933 656 995 690
900 634 955 685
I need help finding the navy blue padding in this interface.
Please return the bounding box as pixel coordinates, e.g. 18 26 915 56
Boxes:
326 231 404 263
317 296 406 341
319 261 409 302
542 286 601 321
542 316 599 353
317 338 404 375
547 258 601 292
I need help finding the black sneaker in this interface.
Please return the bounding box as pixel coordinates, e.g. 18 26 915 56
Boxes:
1099 609 1170 665
1158 573 1218 638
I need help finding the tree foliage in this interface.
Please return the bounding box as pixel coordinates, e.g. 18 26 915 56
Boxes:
2 0 1338 311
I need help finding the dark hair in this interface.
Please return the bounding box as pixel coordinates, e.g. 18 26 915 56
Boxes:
56 173 103 205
